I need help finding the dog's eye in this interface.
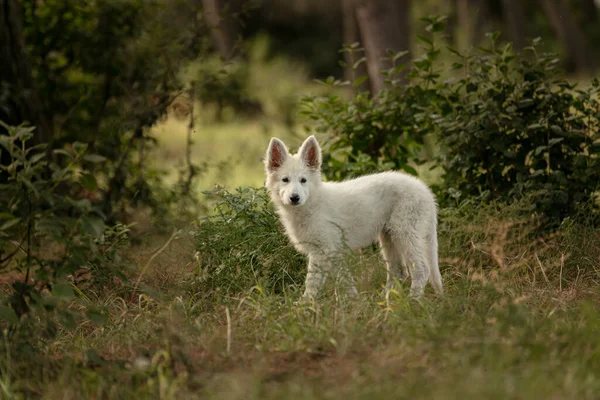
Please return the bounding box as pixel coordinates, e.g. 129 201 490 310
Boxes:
282 177 289 183
300 178 307 184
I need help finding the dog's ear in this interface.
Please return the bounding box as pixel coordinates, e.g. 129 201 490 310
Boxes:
299 135 322 170
266 137 288 172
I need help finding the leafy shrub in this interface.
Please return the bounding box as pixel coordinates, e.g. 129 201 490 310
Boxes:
301 16 600 225
0 123 129 329
194 187 305 295
11 0 221 223
437 36 600 224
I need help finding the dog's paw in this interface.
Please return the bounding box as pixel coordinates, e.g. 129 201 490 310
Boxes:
407 291 425 306
295 294 315 306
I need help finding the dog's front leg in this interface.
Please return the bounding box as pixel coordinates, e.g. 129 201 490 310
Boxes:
300 254 330 300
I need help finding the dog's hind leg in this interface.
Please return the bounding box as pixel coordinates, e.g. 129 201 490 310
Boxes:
379 231 409 292
425 230 443 295
400 237 430 299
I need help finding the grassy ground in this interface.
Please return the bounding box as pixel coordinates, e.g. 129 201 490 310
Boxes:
4 37 600 400
3 200 599 399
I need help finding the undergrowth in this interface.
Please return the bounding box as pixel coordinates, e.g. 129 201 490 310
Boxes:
0 192 597 399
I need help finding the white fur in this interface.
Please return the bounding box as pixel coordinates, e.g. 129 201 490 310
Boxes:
264 135 443 301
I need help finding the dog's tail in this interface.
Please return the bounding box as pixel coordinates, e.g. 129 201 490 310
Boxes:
427 223 443 295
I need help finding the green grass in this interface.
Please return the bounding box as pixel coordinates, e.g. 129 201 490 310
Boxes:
2 200 599 399
150 114 295 190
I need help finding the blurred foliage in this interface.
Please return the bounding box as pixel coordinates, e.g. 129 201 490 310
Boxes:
0 123 130 333
0 0 220 354
15 0 214 221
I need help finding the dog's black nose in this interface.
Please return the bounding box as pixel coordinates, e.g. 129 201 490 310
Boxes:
290 194 300 204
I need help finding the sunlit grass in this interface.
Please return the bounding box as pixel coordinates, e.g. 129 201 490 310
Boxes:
151 112 298 190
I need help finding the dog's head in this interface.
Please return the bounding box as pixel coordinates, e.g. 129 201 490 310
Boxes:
264 135 322 207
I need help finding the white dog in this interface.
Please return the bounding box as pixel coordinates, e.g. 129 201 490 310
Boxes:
264 135 443 301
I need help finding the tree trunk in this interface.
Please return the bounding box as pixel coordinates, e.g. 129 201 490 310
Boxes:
455 0 490 50
502 0 527 50
355 0 411 94
580 0 598 25
541 0 596 73
202 0 239 59
341 0 369 92
0 0 53 145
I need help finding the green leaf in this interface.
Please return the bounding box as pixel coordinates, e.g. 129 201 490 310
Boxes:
431 21 445 33
51 168 70 181
486 31 501 42
527 123 544 130
30 153 46 164
353 76 368 88
0 306 19 324
413 59 431 70
416 34 432 45
391 50 409 62
550 125 566 136
446 46 463 57
83 154 107 163
80 173 97 191
53 149 73 158
352 57 366 69
402 165 418 176
392 64 407 75
548 138 564 147
86 311 108 326
73 142 87 154
535 146 547 156
427 49 441 62
81 215 105 237
53 283 75 299
0 217 21 231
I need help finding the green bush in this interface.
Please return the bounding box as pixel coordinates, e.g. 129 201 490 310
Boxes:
0 123 129 329
301 16 600 225
194 187 305 296
437 36 600 224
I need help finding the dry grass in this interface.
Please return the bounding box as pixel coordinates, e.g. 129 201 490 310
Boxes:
2 202 597 399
